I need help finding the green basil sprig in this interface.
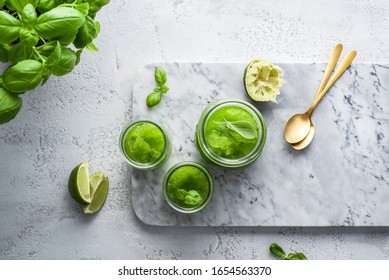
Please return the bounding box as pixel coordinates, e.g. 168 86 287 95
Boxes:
0 0 110 125
146 67 170 108
269 243 308 260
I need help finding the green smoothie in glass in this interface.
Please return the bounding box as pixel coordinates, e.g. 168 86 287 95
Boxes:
195 99 266 168
163 162 214 213
204 105 259 159
119 119 171 169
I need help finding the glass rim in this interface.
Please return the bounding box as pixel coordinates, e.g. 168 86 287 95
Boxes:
198 99 267 167
162 161 214 214
119 118 171 170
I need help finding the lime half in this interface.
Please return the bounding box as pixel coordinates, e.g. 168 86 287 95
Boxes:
244 59 283 102
68 162 91 204
81 173 109 214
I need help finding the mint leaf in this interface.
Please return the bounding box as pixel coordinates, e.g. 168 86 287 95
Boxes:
225 119 258 142
154 66 167 85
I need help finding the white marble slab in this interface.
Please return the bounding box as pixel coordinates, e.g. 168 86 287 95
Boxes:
131 62 389 226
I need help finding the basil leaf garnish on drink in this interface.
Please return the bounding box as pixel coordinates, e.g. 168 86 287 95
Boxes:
225 119 258 142
175 188 202 207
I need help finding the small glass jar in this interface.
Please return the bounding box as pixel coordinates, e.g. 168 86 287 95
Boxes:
195 99 267 169
119 119 171 170
162 162 214 213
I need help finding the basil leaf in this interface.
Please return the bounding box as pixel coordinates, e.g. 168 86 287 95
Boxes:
5 0 15 10
160 84 169 94
154 67 167 85
287 252 308 260
35 7 85 40
0 44 10 62
21 3 37 28
0 0 5 9
19 28 39 46
41 67 51 85
184 190 202 206
94 20 100 36
37 0 56 13
49 47 77 76
146 91 162 108
225 119 258 142
45 41 62 66
269 243 287 260
0 87 22 125
86 42 98 52
57 33 77 46
9 0 38 12
74 16 98 49
0 10 22 44
75 49 82 65
85 0 110 15
2 60 43 93
36 41 57 58
74 3 90 16
8 42 35 64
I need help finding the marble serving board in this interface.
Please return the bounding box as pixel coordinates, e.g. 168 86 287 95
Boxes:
131 62 389 226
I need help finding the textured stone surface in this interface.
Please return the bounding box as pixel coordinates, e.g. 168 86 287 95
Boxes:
1 0 389 259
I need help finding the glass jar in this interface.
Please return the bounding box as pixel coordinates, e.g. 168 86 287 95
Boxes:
195 99 266 169
162 162 214 213
119 119 171 170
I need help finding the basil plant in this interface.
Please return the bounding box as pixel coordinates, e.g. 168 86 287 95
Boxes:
0 0 110 124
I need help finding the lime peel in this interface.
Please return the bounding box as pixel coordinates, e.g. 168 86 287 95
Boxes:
244 59 283 103
68 162 91 204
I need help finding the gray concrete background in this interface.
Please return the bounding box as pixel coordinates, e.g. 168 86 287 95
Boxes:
1 0 389 259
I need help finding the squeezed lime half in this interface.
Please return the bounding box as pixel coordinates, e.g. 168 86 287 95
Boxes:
244 59 283 102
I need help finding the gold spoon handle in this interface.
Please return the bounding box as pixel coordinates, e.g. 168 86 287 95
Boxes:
314 43 343 101
307 50 357 116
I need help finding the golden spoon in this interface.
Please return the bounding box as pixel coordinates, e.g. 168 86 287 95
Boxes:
292 43 343 150
284 49 357 144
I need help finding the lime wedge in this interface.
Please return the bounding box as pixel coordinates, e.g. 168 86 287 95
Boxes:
89 172 106 198
244 59 283 102
81 173 109 214
68 162 91 204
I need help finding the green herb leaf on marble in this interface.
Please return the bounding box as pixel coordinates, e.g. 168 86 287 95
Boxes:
146 90 162 108
269 243 308 260
154 66 167 85
146 67 169 108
